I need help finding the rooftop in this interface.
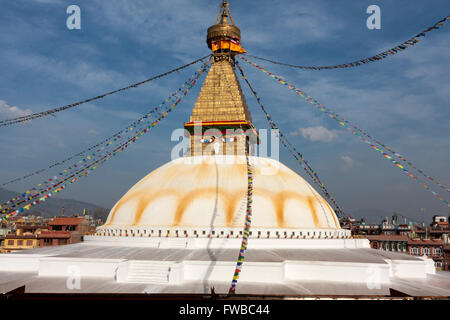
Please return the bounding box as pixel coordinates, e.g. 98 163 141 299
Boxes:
408 238 444 245
39 231 71 239
365 235 409 241
48 217 84 226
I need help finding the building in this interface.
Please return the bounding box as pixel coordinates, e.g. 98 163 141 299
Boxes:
354 224 380 235
1 216 91 252
354 213 449 270
431 215 449 229
47 217 90 243
0 222 11 237
2 222 48 252
0 222 10 251
408 238 445 270
365 235 409 253
444 244 450 271
0 1 449 297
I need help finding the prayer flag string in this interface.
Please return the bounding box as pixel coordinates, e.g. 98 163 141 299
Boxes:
244 15 449 70
239 56 450 207
0 60 211 219
228 146 253 295
0 55 211 127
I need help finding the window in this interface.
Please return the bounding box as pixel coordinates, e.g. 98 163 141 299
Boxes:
17 240 23 246
423 247 431 255
26 240 32 246
411 247 419 255
434 248 442 255
7 240 14 246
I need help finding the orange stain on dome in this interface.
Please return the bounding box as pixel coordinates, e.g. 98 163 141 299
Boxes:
133 189 179 225
307 196 320 228
270 190 308 227
106 188 180 226
108 187 333 229
173 188 218 226
171 188 247 227
224 190 246 226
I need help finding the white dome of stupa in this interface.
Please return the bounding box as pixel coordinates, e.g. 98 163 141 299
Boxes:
99 155 341 236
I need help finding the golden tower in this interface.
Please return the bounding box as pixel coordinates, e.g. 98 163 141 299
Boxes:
184 0 257 156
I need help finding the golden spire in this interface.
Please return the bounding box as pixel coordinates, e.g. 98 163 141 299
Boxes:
184 0 256 157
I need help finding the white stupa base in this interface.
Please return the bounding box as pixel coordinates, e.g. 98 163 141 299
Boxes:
1 235 448 296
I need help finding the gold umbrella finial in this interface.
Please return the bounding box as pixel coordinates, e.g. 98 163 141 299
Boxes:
207 0 241 50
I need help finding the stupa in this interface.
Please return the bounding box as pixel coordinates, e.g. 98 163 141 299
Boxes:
0 1 449 297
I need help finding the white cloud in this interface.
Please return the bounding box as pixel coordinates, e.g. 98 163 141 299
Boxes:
340 155 355 168
340 155 360 173
0 100 32 119
291 125 339 142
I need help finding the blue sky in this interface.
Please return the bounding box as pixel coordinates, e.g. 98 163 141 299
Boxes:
0 0 449 223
